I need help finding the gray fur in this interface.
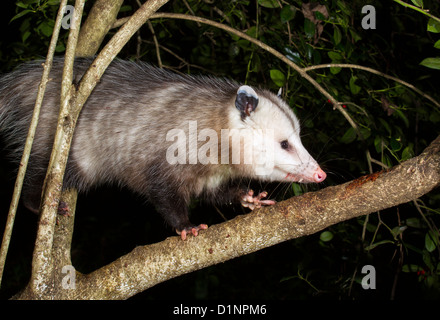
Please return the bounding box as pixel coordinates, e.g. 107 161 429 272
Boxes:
0 57 325 236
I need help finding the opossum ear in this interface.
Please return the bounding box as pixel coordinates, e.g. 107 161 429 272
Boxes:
235 85 259 118
277 87 282 97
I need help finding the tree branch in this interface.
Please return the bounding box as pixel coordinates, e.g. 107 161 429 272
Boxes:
76 0 124 57
14 134 439 299
303 63 440 109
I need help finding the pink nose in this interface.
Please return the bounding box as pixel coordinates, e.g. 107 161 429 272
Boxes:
313 168 327 183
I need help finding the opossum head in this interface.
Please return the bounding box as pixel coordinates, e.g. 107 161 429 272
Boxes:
230 85 326 184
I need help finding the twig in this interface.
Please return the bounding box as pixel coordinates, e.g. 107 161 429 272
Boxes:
303 63 440 109
393 0 440 23
147 21 162 68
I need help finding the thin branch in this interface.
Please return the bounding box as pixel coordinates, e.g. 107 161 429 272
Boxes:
303 63 440 109
146 21 162 67
393 0 440 23
31 0 86 295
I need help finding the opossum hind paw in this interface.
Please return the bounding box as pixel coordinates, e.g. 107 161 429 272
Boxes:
176 224 208 240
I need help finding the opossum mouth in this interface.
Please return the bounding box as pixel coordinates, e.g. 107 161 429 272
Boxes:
277 168 314 183
273 166 315 183
284 173 314 183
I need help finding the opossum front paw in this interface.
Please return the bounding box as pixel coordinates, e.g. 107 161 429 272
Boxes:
176 224 208 241
240 190 276 211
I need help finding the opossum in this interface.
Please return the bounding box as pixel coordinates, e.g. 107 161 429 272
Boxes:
0 58 326 240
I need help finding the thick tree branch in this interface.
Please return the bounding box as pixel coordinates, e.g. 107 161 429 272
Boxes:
76 0 124 57
14 135 439 300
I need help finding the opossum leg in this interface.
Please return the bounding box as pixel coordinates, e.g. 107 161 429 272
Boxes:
22 177 44 214
22 176 71 216
151 192 208 240
240 190 276 211
176 224 208 241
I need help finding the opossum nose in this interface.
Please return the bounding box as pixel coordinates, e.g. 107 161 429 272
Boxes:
313 168 327 183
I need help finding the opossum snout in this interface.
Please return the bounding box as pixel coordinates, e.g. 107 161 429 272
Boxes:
313 167 327 183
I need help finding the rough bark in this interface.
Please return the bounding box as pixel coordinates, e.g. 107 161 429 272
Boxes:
76 0 124 57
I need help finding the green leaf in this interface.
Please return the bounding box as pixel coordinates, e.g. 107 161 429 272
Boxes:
390 137 402 152
410 0 423 8
349 29 362 42
328 51 342 61
38 20 54 37
320 231 333 242
394 108 410 128
340 127 356 144
434 40 440 49
401 145 414 161
374 136 384 153
402 264 422 273
378 118 392 135
425 231 438 252
358 127 371 140
336 0 351 15
280 5 296 23
291 183 303 196
427 18 440 33
333 26 342 46
330 67 341 74
420 57 440 69
257 0 279 8
304 18 315 38
285 47 301 64
10 9 33 23
270 69 286 87
405 217 422 228
246 26 258 38
349 76 361 94
315 11 326 21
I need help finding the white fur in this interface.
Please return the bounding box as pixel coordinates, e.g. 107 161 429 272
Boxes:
228 88 320 183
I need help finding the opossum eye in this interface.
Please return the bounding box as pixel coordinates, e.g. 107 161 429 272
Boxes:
280 140 290 150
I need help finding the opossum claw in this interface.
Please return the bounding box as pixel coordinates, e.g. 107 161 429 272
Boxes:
57 201 71 217
240 190 276 210
177 224 208 241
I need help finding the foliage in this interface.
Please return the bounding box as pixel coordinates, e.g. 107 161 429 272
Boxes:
1 0 439 300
